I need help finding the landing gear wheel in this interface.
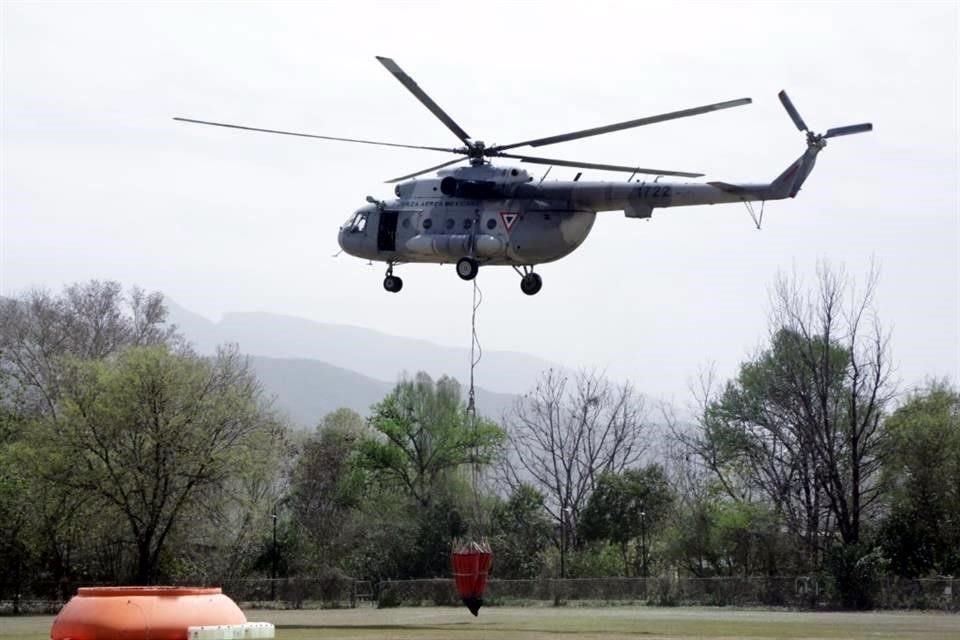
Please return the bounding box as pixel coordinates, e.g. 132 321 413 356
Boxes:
520 273 542 296
456 257 479 281
383 275 403 293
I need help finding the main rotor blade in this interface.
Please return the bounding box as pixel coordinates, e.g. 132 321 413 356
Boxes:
491 98 752 152
496 153 704 178
385 157 467 183
376 56 472 145
824 123 873 138
173 118 462 153
778 90 809 132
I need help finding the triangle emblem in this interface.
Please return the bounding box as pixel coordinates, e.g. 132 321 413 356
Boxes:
499 211 521 232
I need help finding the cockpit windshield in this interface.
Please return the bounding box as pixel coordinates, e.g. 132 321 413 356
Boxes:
343 210 368 233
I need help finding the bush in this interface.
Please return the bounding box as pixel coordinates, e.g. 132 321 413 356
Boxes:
827 544 890 609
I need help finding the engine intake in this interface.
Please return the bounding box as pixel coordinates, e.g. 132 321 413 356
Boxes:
440 177 502 199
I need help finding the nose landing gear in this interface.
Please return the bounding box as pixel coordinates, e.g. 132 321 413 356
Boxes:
383 263 403 293
520 273 542 295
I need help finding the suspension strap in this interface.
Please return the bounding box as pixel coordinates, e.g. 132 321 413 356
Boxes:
467 278 482 418
467 278 484 529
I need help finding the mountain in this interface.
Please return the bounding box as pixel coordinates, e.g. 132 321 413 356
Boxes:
165 301 541 427
248 354 518 428
165 302 556 395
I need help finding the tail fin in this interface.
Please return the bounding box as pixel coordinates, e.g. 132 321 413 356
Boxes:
766 90 871 200
768 145 821 199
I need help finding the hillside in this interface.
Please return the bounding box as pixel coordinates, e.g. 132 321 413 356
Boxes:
248 354 517 427
166 302 533 427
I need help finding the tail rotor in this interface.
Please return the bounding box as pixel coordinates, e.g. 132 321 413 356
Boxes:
778 90 872 147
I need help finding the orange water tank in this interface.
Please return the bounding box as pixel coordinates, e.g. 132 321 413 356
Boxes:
51 587 247 640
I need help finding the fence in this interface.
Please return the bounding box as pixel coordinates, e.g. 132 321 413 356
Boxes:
377 576 958 610
2 576 956 614
377 576 806 608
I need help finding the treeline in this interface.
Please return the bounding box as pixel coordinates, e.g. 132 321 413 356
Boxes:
1 270 958 610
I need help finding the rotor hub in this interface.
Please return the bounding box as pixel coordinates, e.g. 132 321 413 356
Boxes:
466 140 489 165
806 131 827 149
467 140 486 158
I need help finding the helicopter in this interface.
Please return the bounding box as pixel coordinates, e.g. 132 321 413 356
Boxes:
175 57 872 295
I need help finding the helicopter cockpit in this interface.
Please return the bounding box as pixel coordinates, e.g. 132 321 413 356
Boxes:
338 204 383 262
341 206 373 233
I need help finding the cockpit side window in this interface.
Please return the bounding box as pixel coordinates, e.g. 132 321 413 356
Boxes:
350 212 368 233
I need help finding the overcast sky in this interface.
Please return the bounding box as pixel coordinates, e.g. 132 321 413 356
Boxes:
3 1 958 406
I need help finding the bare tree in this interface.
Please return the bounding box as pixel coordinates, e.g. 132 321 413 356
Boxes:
769 261 894 546
0 280 178 418
669 362 832 571
672 261 894 573
500 369 651 529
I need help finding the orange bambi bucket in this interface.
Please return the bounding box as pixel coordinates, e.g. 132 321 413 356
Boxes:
51 587 247 640
451 540 492 616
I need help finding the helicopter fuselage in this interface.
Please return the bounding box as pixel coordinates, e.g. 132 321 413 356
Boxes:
338 166 599 267
338 204 597 267
336 160 789 270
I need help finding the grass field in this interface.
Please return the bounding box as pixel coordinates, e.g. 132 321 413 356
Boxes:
3 606 959 640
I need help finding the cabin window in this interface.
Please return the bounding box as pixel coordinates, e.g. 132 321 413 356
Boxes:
463 219 473 230
423 218 433 230
486 218 496 230
445 218 455 230
401 217 410 229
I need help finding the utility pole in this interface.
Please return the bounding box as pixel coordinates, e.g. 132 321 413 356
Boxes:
559 506 572 579
640 510 648 578
560 509 565 580
271 506 278 601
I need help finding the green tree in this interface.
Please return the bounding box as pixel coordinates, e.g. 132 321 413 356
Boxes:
341 483 419 581
666 497 723 577
32 344 281 583
356 374 504 579
712 501 783 576
359 372 504 509
580 465 674 576
880 381 960 576
1 281 180 590
320 407 367 437
677 263 894 581
490 484 553 578
288 409 368 571
695 329 841 570
0 408 34 608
